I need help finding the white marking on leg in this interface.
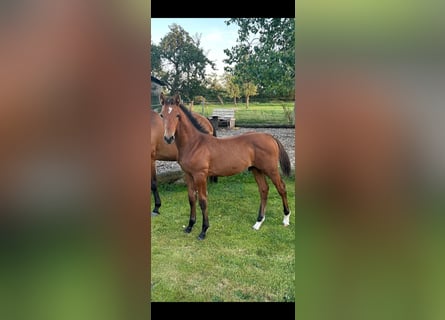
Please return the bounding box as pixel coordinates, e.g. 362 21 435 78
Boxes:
252 217 265 230
168 107 172 114
283 211 291 226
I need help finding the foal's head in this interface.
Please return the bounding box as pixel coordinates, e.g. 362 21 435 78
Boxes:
159 92 210 144
159 92 181 144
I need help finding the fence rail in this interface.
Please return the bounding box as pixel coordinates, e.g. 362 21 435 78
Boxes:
150 100 295 128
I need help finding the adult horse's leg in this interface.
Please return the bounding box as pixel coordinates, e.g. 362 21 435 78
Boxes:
268 170 291 226
184 173 198 234
151 159 162 216
194 173 210 240
250 168 269 230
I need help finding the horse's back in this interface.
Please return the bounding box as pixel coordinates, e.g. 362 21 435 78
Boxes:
150 110 161 146
205 131 281 169
234 131 278 149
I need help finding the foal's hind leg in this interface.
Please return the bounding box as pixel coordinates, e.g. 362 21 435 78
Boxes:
251 168 269 230
184 173 197 233
268 171 291 226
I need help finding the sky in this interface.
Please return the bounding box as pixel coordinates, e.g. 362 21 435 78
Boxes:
150 18 240 76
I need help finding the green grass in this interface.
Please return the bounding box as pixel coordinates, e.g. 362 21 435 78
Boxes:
150 170 295 302
192 102 295 126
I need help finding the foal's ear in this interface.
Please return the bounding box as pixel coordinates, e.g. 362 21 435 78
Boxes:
174 93 181 105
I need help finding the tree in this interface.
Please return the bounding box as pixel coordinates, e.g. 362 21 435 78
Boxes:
207 73 225 104
224 18 295 98
151 24 215 103
242 82 258 108
223 73 241 105
151 41 162 75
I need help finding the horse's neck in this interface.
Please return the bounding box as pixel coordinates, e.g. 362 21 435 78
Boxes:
175 110 204 150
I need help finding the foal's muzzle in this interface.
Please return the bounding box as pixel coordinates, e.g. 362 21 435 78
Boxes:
164 135 175 144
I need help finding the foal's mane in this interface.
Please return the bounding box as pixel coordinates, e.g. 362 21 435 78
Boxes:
178 103 210 134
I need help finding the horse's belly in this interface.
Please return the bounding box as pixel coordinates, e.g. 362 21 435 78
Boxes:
209 161 250 177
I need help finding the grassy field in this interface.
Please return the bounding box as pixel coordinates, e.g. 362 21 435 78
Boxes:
150 170 295 302
191 101 295 127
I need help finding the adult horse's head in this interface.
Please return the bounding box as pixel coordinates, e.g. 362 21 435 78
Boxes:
159 92 181 144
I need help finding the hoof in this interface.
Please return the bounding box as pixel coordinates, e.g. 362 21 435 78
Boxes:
184 226 193 233
252 217 265 230
198 233 206 240
151 211 159 217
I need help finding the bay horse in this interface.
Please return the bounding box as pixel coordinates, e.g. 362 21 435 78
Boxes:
150 108 217 216
159 92 292 240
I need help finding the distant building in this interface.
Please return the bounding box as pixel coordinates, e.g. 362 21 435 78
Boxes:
151 76 166 111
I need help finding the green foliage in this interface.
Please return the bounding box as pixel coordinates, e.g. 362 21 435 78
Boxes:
194 95 206 104
205 74 226 103
150 41 162 74
151 171 295 302
224 18 295 98
242 81 258 108
151 20 295 104
222 73 241 104
151 23 216 101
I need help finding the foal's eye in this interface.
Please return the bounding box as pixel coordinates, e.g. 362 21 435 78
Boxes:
159 114 163 118
176 114 180 119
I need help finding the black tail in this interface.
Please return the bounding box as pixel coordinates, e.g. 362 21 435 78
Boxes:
275 137 291 177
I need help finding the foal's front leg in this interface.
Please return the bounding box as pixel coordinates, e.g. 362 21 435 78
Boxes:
194 174 209 240
184 173 197 233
